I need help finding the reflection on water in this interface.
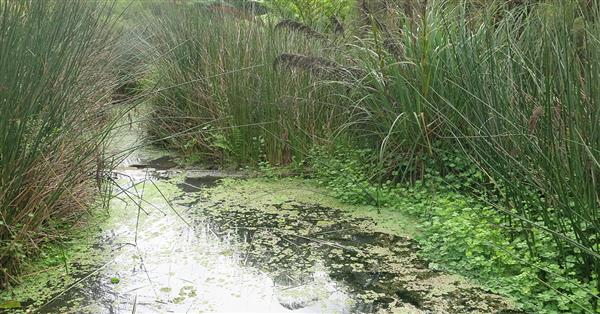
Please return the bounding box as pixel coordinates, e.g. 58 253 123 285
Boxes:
35 162 353 313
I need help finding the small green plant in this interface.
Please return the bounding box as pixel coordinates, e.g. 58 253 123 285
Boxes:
309 146 597 313
258 160 278 179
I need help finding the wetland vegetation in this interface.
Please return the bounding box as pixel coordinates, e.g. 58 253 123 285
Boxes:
1 0 599 313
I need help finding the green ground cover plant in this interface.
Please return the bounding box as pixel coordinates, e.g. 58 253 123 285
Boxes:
308 146 598 313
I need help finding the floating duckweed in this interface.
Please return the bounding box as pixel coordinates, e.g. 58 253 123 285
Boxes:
0 300 21 309
2 174 516 313
197 178 518 313
172 296 185 304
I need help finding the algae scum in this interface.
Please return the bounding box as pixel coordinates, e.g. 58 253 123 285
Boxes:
1 152 518 313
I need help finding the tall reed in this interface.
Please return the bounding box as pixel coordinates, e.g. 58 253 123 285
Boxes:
347 0 599 310
0 0 121 287
144 2 352 166
449 0 599 300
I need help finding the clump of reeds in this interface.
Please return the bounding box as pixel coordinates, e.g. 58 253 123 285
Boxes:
274 53 338 72
143 3 347 165
0 0 122 288
345 1 599 311
274 53 365 81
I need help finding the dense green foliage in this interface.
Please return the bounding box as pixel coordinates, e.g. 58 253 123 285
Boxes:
2 0 596 311
309 147 597 313
347 3 600 311
0 1 122 288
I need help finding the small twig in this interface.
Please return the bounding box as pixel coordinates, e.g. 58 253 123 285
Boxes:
134 170 149 245
136 246 158 299
131 294 137 314
106 176 150 215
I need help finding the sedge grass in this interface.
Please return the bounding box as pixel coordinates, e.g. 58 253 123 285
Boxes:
143 2 354 166
346 0 598 310
0 0 124 288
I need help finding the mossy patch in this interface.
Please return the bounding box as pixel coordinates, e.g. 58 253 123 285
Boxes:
0 200 115 313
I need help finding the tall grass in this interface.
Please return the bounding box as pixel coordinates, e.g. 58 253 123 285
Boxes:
144 2 354 166
0 0 121 288
348 0 599 310
451 0 599 289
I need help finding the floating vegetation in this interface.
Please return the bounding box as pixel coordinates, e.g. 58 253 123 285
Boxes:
195 178 519 313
